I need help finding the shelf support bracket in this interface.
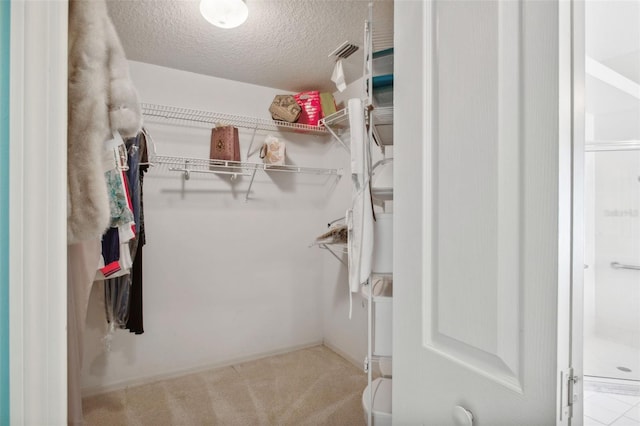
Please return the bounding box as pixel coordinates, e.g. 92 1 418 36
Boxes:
245 169 258 202
318 243 347 267
324 125 350 153
245 126 259 159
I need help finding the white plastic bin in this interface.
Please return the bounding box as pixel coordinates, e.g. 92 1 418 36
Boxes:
362 276 393 357
362 377 392 426
372 213 393 274
372 48 394 76
371 159 393 201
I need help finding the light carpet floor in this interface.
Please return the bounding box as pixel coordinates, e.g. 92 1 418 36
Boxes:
82 345 367 426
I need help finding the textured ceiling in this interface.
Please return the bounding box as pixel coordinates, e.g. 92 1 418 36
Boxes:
107 0 394 93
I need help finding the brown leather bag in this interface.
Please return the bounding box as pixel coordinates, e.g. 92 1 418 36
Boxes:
210 126 240 163
269 95 302 123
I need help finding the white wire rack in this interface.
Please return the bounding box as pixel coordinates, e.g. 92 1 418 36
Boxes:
139 103 342 201
319 108 351 152
370 106 394 148
320 106 394 152
153 154 342 177
151 154 343 202
311 242 348 267
141 103 329 135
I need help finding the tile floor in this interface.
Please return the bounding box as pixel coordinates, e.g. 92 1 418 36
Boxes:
585 389 640 425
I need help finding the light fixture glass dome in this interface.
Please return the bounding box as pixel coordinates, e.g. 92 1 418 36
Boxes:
200 0 248 29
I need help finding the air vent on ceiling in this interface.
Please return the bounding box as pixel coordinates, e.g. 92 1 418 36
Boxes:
329 41 359 59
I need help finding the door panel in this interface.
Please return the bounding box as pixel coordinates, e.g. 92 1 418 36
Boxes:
430 0 522 391
0 1 10 424
394 1 573 424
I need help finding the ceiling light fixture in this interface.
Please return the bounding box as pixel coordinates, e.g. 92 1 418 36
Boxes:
200 0 248 29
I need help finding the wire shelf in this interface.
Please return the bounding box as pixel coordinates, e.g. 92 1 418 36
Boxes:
320 108 350 129
370 106 393 147
319 108 351 152
151 154 343 177
141 103 329 135
371 106 393 125
312 242 348 266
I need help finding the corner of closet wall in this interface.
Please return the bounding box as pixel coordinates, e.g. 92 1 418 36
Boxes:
81 60 334 394
320 76 369 368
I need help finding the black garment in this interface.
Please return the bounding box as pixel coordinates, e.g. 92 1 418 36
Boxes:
124 131 149 334
126 245 144 334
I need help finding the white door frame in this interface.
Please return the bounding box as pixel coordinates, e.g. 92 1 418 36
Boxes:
559 0 586 424
10 1 68 424
570 0 586 423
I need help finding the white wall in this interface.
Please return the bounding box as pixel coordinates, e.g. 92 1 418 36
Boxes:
81 61 352 393
320 77 369 367
584 152 596 336
593 108 640 141
583 0 640 359
589 150 640 349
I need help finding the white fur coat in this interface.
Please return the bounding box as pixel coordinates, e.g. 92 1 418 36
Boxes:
67 0 142 243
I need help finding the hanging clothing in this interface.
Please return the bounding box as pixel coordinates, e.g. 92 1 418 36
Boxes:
67 0 142 423
104 131 149 334
102 130 150 334
96 133 137 281
67 0 142 243
125 131 149 334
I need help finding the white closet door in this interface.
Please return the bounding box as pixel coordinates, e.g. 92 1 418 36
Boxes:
393 1 575 425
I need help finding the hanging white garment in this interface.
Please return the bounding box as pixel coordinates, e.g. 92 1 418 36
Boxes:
347 98 373 294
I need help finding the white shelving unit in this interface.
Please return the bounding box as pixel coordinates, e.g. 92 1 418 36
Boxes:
141 103 329 135
320 106 394 154
152 154 342 179
140 103 343 201
363 4 394 425
370 106 394 149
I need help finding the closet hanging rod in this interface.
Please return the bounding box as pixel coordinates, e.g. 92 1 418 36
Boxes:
140 103 329 135
152 154 343 177
611 262 640 271
168 167 251 179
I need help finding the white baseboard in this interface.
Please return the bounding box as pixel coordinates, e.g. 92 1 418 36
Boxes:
322 339 364 370
323 339 388 378
81 340 324 397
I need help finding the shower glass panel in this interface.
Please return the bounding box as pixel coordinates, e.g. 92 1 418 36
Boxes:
584 148 640 383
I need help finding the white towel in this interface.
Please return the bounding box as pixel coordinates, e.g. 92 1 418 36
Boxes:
347 98 373 293
331 59 347 93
